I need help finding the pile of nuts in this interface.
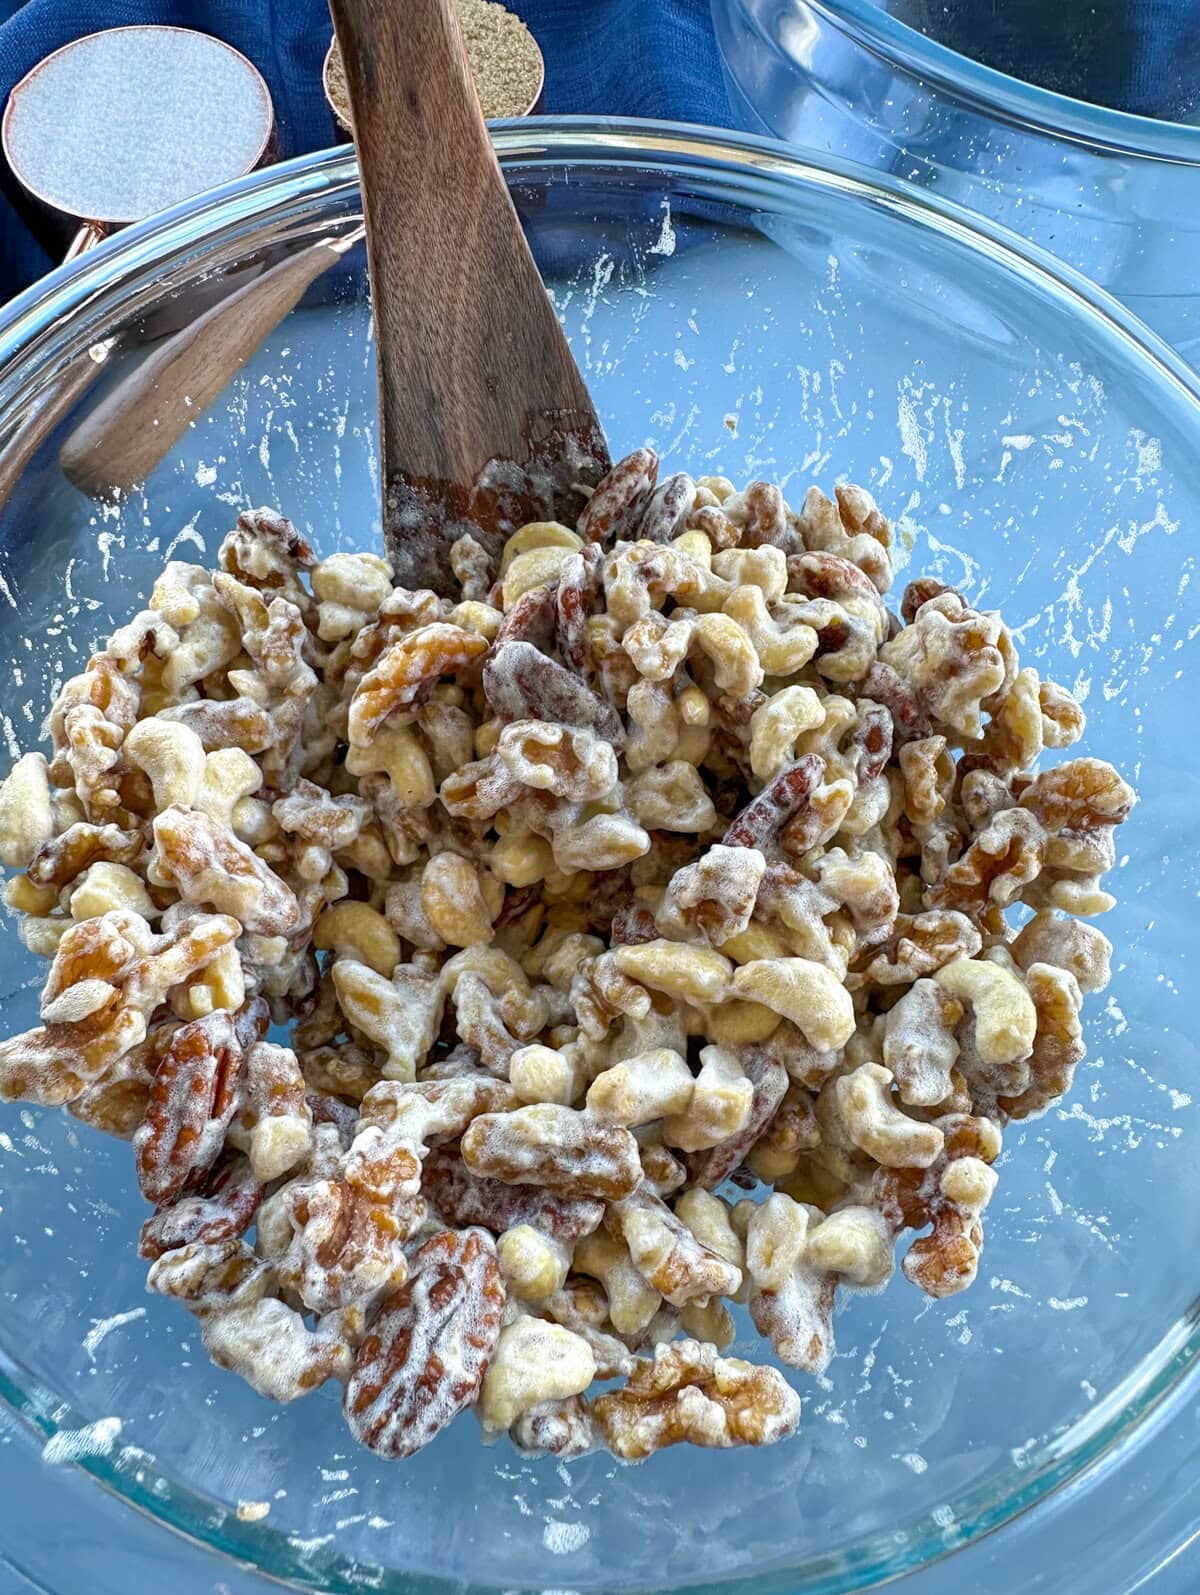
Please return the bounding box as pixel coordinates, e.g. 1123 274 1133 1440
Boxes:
0 452 1134 1461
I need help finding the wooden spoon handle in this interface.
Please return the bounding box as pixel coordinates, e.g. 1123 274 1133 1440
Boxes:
328 0 607 587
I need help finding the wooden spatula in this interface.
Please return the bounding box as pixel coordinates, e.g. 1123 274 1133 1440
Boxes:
327 0 609 593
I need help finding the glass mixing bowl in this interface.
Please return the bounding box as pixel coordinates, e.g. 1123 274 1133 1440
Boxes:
712 0 1200 363
0 120 1197 1595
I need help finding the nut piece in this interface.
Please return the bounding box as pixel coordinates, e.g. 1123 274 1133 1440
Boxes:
483 641 624 746
133 1008 248 1203
723 755 826 851
508 1042 591 1107
749 1254 837 1376
348 624 488 746
313 902 400 977
655 845 767 947
662 1045 754 1153
496 720 618 801
856 910 983 988
879 590 1008 737
592 1339 800 1459
279 1128 423 1313
124 718 207 810
883 980 963 1108
1019 757 1136 832
574 1227 663 1334
68 1026 163 1139
496 1224 572 1301
934 808 1045 911
745 1193 811 1292
332 960 445 1082
151 806 299 936
674 1187 744 1269
420 853 494 948
577 447 658 544
0 753 55 868
612 940 733 1007
205 1299 362 1402
227 1040 313 1181
479 1316 597 1432
805 1206 893 1289
510 1394 597 1459
996 962 1085 1120
606 1190 742 1305
903 1157 998 1298
139 1154 263 1261
586 1048 695 1127
146 1237 273 1317
28 821 144 891
461 1105 642 1200
344 1228 505 1457
835 1063 945 1169
731 959 855 1052
422 1145 603 1241
358 1076 517 1150
1011 909 1112 994
934 957 1037 1067
683 1046 789 1190
70 862 155 922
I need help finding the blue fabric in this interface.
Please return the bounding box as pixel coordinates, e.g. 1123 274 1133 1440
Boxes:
0 0 735 304
894 0 1200 121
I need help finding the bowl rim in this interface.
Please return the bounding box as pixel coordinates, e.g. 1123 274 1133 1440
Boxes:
0 116 1199 1595
724 0 1200 162
4 118 1200 408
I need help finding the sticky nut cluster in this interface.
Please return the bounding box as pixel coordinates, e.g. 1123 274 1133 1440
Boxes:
0 459 1133 1462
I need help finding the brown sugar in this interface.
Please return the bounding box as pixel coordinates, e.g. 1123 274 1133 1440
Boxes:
325 0 543 127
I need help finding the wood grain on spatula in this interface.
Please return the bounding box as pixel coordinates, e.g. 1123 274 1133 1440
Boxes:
328 0 608 593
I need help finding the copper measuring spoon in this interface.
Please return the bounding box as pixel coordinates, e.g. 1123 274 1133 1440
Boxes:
3 25 274 261
0 26 277 508
328 0 607 591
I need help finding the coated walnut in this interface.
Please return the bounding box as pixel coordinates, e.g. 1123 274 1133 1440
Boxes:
592 1339 801 1458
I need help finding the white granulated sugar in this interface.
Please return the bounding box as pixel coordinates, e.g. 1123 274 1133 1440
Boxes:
289 1533 335 1557
897 1451 928 1474
543 1519 590 1554
6 29 270 223
83 1306 145 1360
989 1277 1030 1299
897 391 927 482
42 1414 122 1465
237 1500 271 1522
648 199 677 258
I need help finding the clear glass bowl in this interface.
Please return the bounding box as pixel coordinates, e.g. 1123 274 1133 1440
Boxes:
0 120 1197 1594
712 0 1200 362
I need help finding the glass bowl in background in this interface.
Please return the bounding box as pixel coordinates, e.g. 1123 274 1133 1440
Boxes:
0 121 1198 1594
712 0 1200 363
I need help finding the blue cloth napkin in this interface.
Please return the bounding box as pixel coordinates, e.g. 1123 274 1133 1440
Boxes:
896 0 1200 122
0 0 736 304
